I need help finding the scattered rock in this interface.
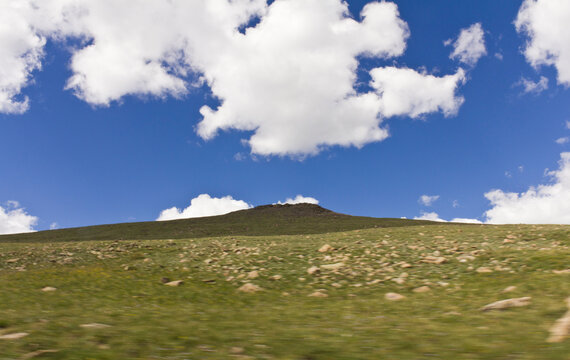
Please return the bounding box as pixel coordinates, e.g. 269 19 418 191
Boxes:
547 297 570 343
476 267 493 273
307 266 320 275
421 256 447 264
0 332 29 340
400 263 412 268
308 290 328 297
21 349 60 359
165 280 184 287
392 278 406 285
238 283 262 293
318 244 334 253
385 292 405 301
413 286 431 293
481 297 532 311
502 286 517 293
6 258 20 263
247 270 259 279
229 347 245 354
320 262 344 271
80 323 111 329
41 287 57 292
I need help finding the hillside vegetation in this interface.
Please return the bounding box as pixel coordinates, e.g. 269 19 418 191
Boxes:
1 205 569 359
0 204 436 243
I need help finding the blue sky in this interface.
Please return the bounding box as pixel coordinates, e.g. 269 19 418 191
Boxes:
1 0 570 233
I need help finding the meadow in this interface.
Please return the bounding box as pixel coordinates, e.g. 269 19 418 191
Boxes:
0 205 569 359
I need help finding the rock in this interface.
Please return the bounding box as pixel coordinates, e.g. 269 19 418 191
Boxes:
308 290 328 297
247 270 259 279
165 280 184 287
229 347 245 354
476 267 493 273
481 297 532 311
21 350 60 359
502 286 517 293
320 262 344 271
80 323 111 329
547 297 570 343
0 332 29 340
160 277 171 284
413 286 431 293
270 275 282 281
421 256 447 264
553 269 570 274
318 244 334 253
307 266 320 275
400 263 412 268
41 287 57 292
392 278 405 285
385 292 405 301
238 283 262 293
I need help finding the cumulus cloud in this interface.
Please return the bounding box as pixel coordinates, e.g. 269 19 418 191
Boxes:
0 0 468 156
156 194 252 221
369 67 466 118
0 201 38 234
414 211 482 224
0 1 45 113
414 211 446 222
515 76 549 94
418 194 439 206
277 195 319 205
555 137 569 145
446 23 487 66
566 120 570 130
515 0 570 86
484 152 570 224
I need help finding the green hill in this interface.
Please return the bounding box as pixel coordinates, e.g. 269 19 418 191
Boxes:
0 203 438 243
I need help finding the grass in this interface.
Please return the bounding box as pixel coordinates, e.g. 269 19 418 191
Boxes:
1 218 569 359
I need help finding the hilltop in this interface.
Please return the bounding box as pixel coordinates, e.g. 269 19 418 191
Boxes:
0 203 438 243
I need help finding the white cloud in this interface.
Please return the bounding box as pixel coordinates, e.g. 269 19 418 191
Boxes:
515 76 549 94
414 211 446 222
369 67 466 119
447 23 487 66
0 1 45 113
450 218 483 224
555 137 569 145
484 152 570 224
452 200 459 208
0 201 38 234
49 222 59 230
515 0 570 86
418 194 439 206
566 120 570 129
156 194 252 221
414 211 481 224
277 195 319 205
0 0 468 156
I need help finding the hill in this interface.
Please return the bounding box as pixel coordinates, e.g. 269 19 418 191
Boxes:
0 222 569 359
0 203 438 243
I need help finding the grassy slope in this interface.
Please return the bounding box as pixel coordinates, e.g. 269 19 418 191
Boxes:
1 221 569 359
0 204 437 243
